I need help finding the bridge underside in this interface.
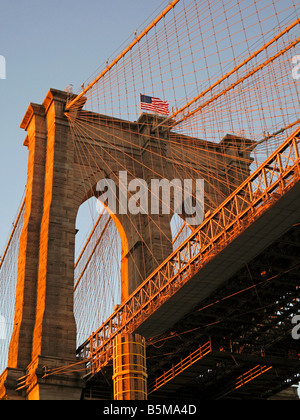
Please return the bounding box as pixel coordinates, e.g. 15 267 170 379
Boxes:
81 219 300 400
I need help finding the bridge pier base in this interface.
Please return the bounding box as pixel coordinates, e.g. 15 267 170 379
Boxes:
0 368 26 400
113 333 148 400
25 356 84 400
0 357 84 400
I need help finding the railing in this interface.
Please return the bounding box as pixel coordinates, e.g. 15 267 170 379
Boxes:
234 366 273 390
214 365 273 400
77 127 300 376
148 340 212 394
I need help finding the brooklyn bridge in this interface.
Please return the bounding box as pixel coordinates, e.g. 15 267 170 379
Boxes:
0 0 300 400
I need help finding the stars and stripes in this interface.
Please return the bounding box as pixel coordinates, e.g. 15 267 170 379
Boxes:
140 94 169 115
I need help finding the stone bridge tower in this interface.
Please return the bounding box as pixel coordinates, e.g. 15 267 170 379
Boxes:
0 89 253 400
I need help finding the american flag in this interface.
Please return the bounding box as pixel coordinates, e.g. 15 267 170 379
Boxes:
140 94 169 116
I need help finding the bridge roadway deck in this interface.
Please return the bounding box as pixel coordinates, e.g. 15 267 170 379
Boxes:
83 216 300 399
135 181 300 339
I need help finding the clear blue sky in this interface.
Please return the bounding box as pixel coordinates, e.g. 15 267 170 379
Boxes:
0 0 168 254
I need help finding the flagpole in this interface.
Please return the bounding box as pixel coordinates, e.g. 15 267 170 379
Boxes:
140 93 142 117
